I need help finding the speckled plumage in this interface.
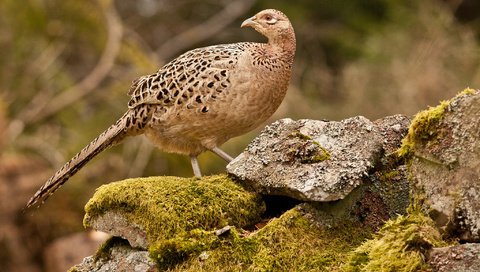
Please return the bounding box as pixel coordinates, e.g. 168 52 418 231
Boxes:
27 9 296 209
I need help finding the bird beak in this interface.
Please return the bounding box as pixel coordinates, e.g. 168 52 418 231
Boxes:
241 16 256 28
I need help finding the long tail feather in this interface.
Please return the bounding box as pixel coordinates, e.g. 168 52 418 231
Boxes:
26 112 133 209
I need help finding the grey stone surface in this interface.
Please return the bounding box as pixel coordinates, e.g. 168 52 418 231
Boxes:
367 164 410 218
227 116 384 201
409 90 480 241
308 114 411 230
428 243 480 272
369 114 411 218
374 114 411 156
72 242 157 272
86 211 149 249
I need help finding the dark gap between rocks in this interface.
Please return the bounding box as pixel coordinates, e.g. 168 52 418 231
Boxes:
244 194 302 232
262 194 302 219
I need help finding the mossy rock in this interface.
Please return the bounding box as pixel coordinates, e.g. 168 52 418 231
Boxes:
165 204 372 271
396 88 480 241
79 202 453 271
343 206 450 272
84 174 265 249
397 88 476 159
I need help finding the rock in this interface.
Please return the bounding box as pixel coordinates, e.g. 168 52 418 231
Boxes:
227 116 384 201
364 164 410 222
43 231 108 272
70 89 480 271
428 243 480 272
73 203 373 271
402 89 480 241
310 161 410 231
344 209 447 271
153 203 372 271
83 175 265 250
370 114 411 218
227 115 411 230
74 114 413 270
374 114 411 156
71 238 157 272
87 211 148 249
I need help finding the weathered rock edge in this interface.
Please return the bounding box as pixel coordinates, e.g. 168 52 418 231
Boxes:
227 116 386 201
402 89 480 241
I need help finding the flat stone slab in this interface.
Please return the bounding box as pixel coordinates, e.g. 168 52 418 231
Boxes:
227 116 384 201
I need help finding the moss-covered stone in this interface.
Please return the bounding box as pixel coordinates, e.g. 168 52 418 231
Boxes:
84 174 265 250
93 236 130 261
165 204 371 271
397 88 476 159
150 228 221 269
343 206 449 272
397 100 449 158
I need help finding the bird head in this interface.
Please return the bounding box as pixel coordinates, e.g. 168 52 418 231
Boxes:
241 9 294 46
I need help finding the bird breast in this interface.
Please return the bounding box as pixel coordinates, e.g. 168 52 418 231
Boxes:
144 45 291 155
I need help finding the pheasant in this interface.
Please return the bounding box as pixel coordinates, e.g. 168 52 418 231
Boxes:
26 9 296 208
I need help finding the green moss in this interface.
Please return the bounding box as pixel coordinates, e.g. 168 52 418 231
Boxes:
84 174 265 251
289 131 331 163
93 236 130 261
397 88 477 159
459 87 476 96
397 100 449 158
380 170 399 181
167 205 371 271
343 207 448 272
311 144 331 162
290 130 314 141
150 228 221 269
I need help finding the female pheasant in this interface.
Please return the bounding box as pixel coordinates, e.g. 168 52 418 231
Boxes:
27 9 296 208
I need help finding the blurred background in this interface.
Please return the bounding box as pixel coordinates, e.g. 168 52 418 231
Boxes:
1 0 479 271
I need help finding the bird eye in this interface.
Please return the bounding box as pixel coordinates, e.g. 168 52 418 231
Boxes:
264 15 277 24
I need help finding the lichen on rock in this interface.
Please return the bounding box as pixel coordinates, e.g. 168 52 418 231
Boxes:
397 88 480 241
428 243 480 272
71 237 157 272
397 88 476 159
287 131 331 163
227 117 385 202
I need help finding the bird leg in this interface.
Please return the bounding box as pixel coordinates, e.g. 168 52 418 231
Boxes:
211 147 234 163
190 155 202 177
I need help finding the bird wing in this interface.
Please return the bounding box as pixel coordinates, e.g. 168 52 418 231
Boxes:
127 44 247 109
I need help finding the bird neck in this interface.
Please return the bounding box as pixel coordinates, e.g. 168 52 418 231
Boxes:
267 29 296 63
